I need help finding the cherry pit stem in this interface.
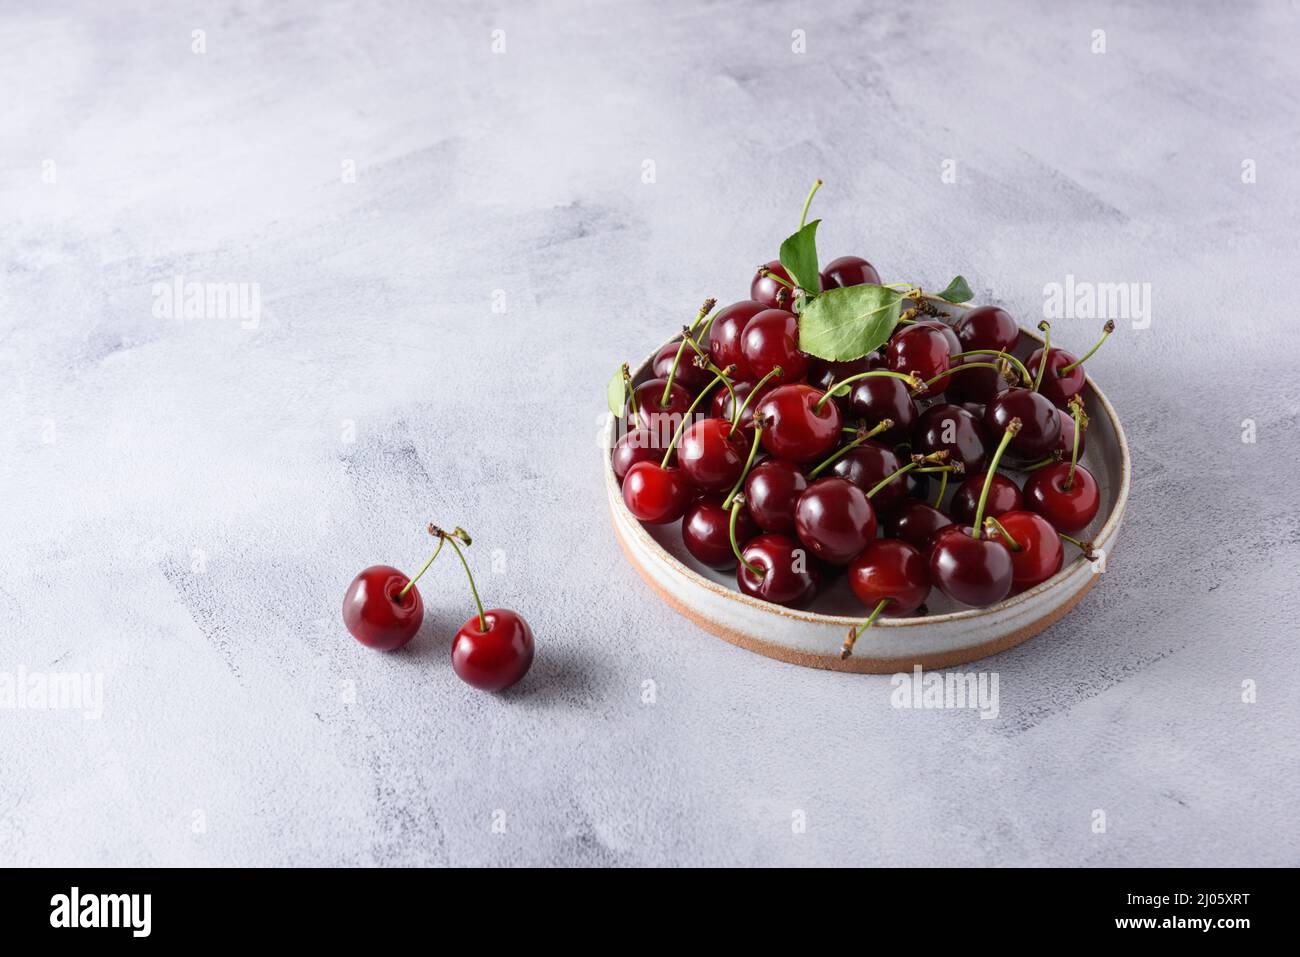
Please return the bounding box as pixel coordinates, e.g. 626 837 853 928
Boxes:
396 534 445 601
807 419 894 478
660 366 735 468
1059 532 1096 558
436 528 487 634
730 366 784 434
1065 395 1089 490
1032 321 1051 392
971 418 1021 538
799 178 823 229
729 497 764 578
1059 320 1115 376
816 370 919 413
722 420 765 511
661 299 716 406
952 349 1033 386
916 361 1009 394
842 598 889 659
865 451 949 499
984 516 1020 550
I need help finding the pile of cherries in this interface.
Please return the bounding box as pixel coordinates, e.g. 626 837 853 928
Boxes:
614 258 1114 656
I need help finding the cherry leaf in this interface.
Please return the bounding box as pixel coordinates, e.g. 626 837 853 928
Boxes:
937 275 973 304
797 284 903 361
607 367 626 417
778 219 821 295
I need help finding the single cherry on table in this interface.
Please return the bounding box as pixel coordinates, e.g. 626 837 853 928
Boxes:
342 564 426 651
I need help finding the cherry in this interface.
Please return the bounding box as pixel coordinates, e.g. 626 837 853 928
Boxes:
885 499 953 553
943 354 1013 405
808 353 883 394
622 461 692 524
745 459 808 533
845 374 916 444
1027 320 1113 409
750 261 796 311
912 404 990 473
1024 462 1100 533
711 378 771 432
928 524 1013 607
651 341 712 395
683 495 758 569
678 417 749 492
827 442 909 511
985 511 1064 590
707 300 766 380
1049 406 1084 459
950 472 1023 526
956 305 1020 354
741 309 808 383
342 565 425 651
984 388 1060 458
820 255 881 290
794 477 878 565
736 532 820 608
630 378 692 435
612 427 668 481
887 324 952 397
756 384 843 463
910 318 962 356
842 539 930 656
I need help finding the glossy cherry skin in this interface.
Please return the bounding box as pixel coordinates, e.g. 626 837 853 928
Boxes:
756 384 843 464
910 319 962 357
652 341 713 394
887 325 952 397
742 309 808 383
707 300 767 381
986 510 1064 590
622 461 692 524
451 608 534 692
886 499 954 553
678 417 749 492
1024 462 1100 533
808 353 883 393
829 442 909 512
912 403 990 473
711 378 771 433
820 255 881 290
744 459 808 533
612 427 669 481
342 565 424 650
845 374 916 444
984 387 1061 458
956 305 1020 353
848 539 930 615
944 354 1012 405
630 378 692 435
794 477 878 565
928 525 1013 607
1026 347 1086 409
750 261 797 310
737 533 820 608
949 472 1024 526
683 495 759 569
1050 406 1084 458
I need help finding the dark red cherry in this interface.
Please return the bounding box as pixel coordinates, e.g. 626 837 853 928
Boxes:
912 404 990 473
794 477 878 565
756 384 843 464
741 309 808 383
984 387 1061 457
744 459 808 533
683 495 759 569
612 427 669 481
1027 347 1086 408
750 261 797 311
711 378 772 433
943 354 1012 405
678 417 749 492
707 300 766 381
848 539 930 616
652 341 713 394
845 375 916 444
829 442 908 512
911 318 962 356
1024 462 1100 533
820 255 881 290
887 325 952 397
451 608 534 692
622 461 692 524
737 533 820 607
949 472 1023 526
807 353 884 393
886 499 954 553
342 565 424 651
928 525 1013 607
630 378 692 435
986 510 1064 590
1049 406 1085 458
956 305 1020 353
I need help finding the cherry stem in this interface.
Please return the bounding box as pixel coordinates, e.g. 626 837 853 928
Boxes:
916 361 1007 394
807 419 893 478
660 366 734 468
1032 321 1051 392
729 498 763 578
661 300 716 406
397 535 445 600
729 366 783 435
440 532 486 633
622 363 638 417
816 369 919 412
971 418 1021 538
1058 320 1115 376
799 178 823 229
864 452 947 499
984 516 1020 550
841 598 890 659
1065 396 1087 490
951 349 1033 386
679 331 736 415
1020 452 1063 472
721 422 764 511
759 266 796 290
1059 532 1096 558
931 466 950 509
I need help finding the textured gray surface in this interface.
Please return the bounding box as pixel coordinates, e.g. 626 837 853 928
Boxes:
2 1 1299 866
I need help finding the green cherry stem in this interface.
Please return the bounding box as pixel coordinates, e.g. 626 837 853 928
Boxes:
722 421 764 511
984 516 1021 550
1019 452 1063 472
1064 395 1088 491
970 418 1021 539
916 361 1009 395
841 598 890 659
799 178 823 229
396 534 445 600
816 369 920 413
660 367 735 468
864 451 948 499
759 266 796 290
1059 532 1096 558
951 349 1034 387
1032 321 1051 392
443 535 487 634
622 363 639 417
931 465 952 509
807 419 894 479
678 331 736 415
729 498 764 578
730 366 784 435
661 300 717 406
1058 320 1116 376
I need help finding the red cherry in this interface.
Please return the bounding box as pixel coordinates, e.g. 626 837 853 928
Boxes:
928 525 1013 607
1050 406 1085 459
741 309 808 383
848 539 930 615
451 608 534 691
612 427 669 481
750 261 796 310
794 477 878 565
756 384 843 463
943 354 1013 405
678 418 749 492
622 461 692 524
827 441 909 512
909 318 962 356
984 387 1061 458
956 305 1020 353
820 255 881 290
807 353 884 394
911 403 990 473
887 325 953 397
710 378 772 433
1025 347 1084 408
736 533 820 607
630 378 692 434
744 459 808 533
885 499 954 553
986 511 1064 590
707 300 767 381
949 472 1023 526
845 374 916 444
342 565 424 650
1024 462 1100 533
652 341 713 394
683 495 759 569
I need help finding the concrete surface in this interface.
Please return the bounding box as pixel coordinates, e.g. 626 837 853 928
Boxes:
1 0 1298 866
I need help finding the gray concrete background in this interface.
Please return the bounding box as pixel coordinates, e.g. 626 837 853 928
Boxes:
2 1 1298 866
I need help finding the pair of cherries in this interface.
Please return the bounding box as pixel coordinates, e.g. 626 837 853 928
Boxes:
342 525 534 692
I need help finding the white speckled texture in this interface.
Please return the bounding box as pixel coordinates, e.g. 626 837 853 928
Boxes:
1 1 1298 866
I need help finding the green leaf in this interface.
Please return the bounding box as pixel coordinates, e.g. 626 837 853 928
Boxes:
607 366 626 417
797 284 904 361
778 219 821 295
937 275 973 303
